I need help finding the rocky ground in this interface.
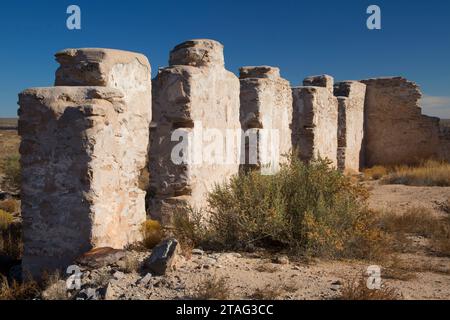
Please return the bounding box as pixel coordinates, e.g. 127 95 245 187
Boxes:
41 181 450 301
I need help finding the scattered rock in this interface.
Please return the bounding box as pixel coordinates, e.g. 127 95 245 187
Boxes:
139 273 153 287
113 271 125 280
192 249 205 256
76 247 127 269
331 280 342 286
144 238 181 276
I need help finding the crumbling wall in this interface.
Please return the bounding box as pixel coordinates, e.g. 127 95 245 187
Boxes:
20 49 151 276
361 77 440 167
292 75 338 167
239 66 292 173
439 125 450 162
334 81 366 172
149 40 241 222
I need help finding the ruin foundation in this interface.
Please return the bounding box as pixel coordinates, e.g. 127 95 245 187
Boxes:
361 77 441 167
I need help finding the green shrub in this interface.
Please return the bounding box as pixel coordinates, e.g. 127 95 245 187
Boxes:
174 156 387 260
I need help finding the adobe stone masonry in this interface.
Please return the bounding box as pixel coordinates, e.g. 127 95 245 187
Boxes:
292 75 339 167
19 49 151 276
239 66 293 173
361 77 441 167
149 40 241 223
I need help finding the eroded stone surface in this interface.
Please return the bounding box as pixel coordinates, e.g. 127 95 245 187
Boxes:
292 75 338 167
239 66 292 173
334 81 366 172
19 87 147 276
361 77 440 166
149 39 241 222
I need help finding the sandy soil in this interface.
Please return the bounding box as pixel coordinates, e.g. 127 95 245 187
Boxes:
72 182 450 300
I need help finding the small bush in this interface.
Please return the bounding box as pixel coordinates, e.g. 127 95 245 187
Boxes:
363 166 389 180
0 199 19 213
203 156 386 260
378 207 450 257
382 160 450 187
193 275 230 300
141 219 163 249
171 206 209 253
339 275 401 300
2 154 20 190
378 207 439 238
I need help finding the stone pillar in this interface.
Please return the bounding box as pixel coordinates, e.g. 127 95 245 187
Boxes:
20 48 151 276
150 39 241 222
292 75 338 167
334 81 366 172
239 66 292 173
361 77 440 167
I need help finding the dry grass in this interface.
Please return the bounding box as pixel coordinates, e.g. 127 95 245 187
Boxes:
339 275 401 300
0 275 40 300
377 207 450 257
141 219 163 249
192 275 230 300
119 255 141 274
0 130 20 191
0 210 14 230
363 166 389 180
382 160 450 187
41 272 70 300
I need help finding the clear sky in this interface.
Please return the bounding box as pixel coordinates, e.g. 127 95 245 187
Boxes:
0 0 449 118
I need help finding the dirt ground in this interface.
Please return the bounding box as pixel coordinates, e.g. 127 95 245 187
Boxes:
76 181 450 301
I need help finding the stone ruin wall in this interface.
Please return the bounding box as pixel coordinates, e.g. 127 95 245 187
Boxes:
361 77 441 167
149 40 241 222
292 75 338 167
19 49 151 276
17 39 450 276
439 125 450 162
334 81 366 172
239 66 292 173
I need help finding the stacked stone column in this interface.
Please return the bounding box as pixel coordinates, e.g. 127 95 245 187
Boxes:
292 75 338 167
149 39 241 222
239 66 293 174
334 81 366 172
19 49 151 276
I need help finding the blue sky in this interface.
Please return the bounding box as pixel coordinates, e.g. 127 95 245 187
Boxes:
0 0 449 118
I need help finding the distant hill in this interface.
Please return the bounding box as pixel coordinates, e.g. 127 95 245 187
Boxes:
0 118 18 130
441 119 450 128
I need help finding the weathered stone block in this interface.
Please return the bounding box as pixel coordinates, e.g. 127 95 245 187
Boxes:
334 81 366 172
292 75 338 167
361 77 440 167
239 66 292 173
149 40 241 222
19 87 149 276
